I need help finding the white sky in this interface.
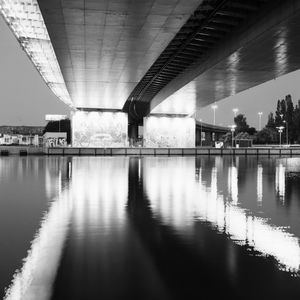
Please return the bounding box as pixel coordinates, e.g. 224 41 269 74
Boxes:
0 17 70 126
1 16 300 128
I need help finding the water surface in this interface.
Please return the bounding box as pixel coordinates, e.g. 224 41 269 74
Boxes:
1 156 300 299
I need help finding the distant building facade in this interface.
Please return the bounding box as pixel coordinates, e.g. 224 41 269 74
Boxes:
0 134 43 146
0 126 71 148
0 126 44 147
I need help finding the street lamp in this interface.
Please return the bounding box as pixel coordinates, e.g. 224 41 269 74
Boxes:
230 125 237 148
283 120 288 145
279 114 289 145
199 119 203 147
258 112 263 131
233 108 239 118
276 126 284 146
211 104 218 125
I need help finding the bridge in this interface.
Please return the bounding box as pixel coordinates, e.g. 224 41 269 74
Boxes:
1 0 300 147
196 121 229 146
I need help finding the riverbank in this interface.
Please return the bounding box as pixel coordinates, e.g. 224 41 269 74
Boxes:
1 146 300 156
0 146 44 155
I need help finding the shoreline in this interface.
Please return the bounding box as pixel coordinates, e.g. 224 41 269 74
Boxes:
0 146 300 156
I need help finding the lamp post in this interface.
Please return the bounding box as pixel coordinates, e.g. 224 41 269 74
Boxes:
199 119 203 147
258 112 263 131
211 104 218 125
282 118 289 145
230 125 236 148
276 126 284 146
233 108 239 118
285 121 288 144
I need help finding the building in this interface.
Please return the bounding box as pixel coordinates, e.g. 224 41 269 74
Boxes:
0 134 43 147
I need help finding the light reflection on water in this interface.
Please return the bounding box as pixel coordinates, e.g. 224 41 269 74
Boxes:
276 161 286 202
144 157 300 273
4 159 73 300
4 157 130 300
257 163 263 205
2 156 300 299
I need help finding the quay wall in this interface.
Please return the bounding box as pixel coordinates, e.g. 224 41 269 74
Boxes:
0 146 44 156
1 146 300 157
45 147 300 156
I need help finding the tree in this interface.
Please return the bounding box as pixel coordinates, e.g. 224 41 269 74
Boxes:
293 101 300 143
274 99 283 127
219 132 232 146
266 112 275 129
262 94 300 144
234 114 249 133
256 127 278 144
247 127 257 135
285 95 293 121
285 94 295 143
281 99 287 117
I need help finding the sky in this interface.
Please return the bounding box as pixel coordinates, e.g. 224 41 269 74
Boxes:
0 17 70 127
1 15 300 128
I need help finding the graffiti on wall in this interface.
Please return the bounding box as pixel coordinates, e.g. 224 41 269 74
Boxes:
72 111 128 147
143 116 195 148
46 138 67 147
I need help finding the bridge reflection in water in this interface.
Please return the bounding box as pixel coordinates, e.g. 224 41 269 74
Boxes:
2 156 300 300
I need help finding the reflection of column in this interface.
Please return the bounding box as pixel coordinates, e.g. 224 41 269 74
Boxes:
228 165 238 205
50 157 131 299
275 163 286 202
72 157 128 231
211 167 218 200
5 157 130 300
257 164 263 205
144 157 196 230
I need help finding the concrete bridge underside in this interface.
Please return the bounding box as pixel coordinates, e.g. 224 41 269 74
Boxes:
36 0 201 111
32 1 300 115
33 0 300 119
149 0 300 116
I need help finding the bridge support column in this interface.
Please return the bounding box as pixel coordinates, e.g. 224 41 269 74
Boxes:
143 114 195 148
196 128 201 147
71 110 128 147
128 123 139 146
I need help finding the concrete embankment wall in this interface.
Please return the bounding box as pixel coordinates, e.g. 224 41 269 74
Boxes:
0 146 44 156
45 147 300 156
1 146 300 156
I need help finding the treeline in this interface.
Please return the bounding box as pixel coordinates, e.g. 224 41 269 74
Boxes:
222 94 300 144
0 126 44 135
257 94 300 144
